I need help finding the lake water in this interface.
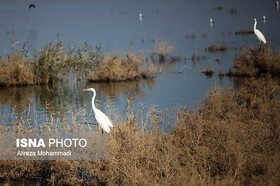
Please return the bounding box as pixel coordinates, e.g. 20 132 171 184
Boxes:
0 0 280 127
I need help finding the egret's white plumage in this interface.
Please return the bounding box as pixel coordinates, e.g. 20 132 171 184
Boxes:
83 88 113 133
276 1 279 7
210 18 214 23
254 18 266 44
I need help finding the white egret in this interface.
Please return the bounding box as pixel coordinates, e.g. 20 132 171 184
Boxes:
210 18 214 29
254 18 266 46
276 1 279 7
262 15 266 21
83 88 113 133
139 13 143 23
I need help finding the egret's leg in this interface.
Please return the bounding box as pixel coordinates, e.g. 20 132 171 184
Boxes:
259 41 262 50
98 126 104 134
98 126 105 137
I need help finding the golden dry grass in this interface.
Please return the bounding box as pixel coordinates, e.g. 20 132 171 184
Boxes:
87 52 155 82
0 76 279 185
228 45 280 77
0 53 35 86
153 39 174 62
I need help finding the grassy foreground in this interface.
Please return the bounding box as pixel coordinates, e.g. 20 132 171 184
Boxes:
0 76 279 185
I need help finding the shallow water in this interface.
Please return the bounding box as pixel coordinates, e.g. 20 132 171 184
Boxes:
0 0 279 127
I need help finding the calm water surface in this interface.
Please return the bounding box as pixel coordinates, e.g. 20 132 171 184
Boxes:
0 0 279 127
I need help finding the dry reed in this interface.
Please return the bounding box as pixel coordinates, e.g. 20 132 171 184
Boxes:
0 53 35 86
227 45 280 77
153 39 174 62
87 52 155 82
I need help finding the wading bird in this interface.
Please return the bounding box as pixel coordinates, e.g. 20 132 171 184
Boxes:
254 18 266 47
210 18 214 28
83 88 113 133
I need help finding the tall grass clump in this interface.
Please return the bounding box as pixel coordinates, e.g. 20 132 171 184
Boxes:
228 45 280 77
32 39 68 85
87 52 155 82
68 41 102 73
153 39 174 62
0 52 35 86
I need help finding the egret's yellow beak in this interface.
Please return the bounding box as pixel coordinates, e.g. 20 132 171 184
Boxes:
83 89 90 91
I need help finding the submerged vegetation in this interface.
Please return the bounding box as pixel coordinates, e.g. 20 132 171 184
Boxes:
0 76 279 185
205 44 227 52
199 67 215 78
229 8 238 14
227 45 280 77
235 29 254 35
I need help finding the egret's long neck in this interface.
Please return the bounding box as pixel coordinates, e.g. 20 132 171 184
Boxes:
92 90 97 111
254 20 257 31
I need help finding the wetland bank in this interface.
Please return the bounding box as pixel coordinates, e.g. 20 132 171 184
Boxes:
0 74 279 185
0 0 280 185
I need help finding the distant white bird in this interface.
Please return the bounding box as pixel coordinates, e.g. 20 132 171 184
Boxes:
262 15 266 21
139 13 143 23
210 18 214 23
276 1 279 7
254 18 266 46
83 88 113 133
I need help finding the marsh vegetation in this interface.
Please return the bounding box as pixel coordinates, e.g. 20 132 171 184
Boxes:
0 38 180 86
0 38 103 86
87 52 155 82
235 29 254 35
205 44 227 52
227 45 280 77
0 76 279 185
152 39 174 62
0 52 35 86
